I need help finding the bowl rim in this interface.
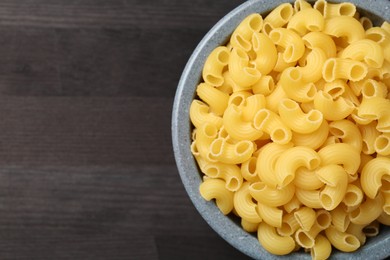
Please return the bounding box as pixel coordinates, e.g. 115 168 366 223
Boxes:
172 0 390 259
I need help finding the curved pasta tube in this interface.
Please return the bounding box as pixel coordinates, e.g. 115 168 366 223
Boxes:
314 91 354 121
366 27 390 63
323 16 365 43
265 84 288 113
340 39 384 68
223 105 263 141
360 16 373 30
316 165 348 210
273 52 297 72
318 1 356 18
189 100 223 129
294 206 316 232
280 67 317 102
202 46 230 86
295 228 315 249
199 178 234 215
253 108 292 144
269 28 305 63
346 223 366 245
358 97 390 133
277 212 299 236
375 133 390 156
287 8 324 36
329 119 362 151
252 75 275 96
291 120 329 150
196 83 229 116
228 91 252 106
295 189 322 208
294 167 324 190
325 226 360 252
361 79 388 100
283 195 302 213
342 183 364 209
279 98 323 134
360 157 390 199
322 58 368 82
302 31 336 58
241 94 267 121
228 48 261 88
251 32 277 75
311 234 332 260
318 143 360 175
256 202 283 228
249 181 295 207
241 219 259 233
220 71 239 94
359 122 380 155
209 138 254 164
201 162 243 192
230 13 263 52
233 182 262 223
349 194 384 225
322 79 346 99
297 48 328 83
331 205 351 232
263 3 294 28
294 0 312 12
256 142 293 188
257 222 296 255
378 211 390 225
275 146 321 188
195 123 218 160
241 157 259 182
315 210 332 230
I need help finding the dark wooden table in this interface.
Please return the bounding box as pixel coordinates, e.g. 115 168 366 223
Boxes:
0 0 254 259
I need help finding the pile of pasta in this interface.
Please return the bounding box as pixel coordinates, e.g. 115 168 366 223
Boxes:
189 0 390 259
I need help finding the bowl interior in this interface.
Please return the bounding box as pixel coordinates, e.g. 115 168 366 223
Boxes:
172 0 390 259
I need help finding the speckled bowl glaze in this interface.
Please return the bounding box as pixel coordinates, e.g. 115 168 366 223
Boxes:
172 0 390 259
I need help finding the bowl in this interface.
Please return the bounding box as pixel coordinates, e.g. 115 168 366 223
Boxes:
172 0 390 259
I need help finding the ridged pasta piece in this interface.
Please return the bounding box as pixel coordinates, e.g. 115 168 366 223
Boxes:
297 48 328 83
346 223 366 246
253 108 292 144
209 138 254 164
241 157 259 182
294 206 316 231
252 75 275 96
280 67 317 102
283 196 302 213
295 188 322 209
358 97 390 133
189 100 223 130
275 146 321 188
323 16 365 43
241 219 259 233
287 8 324 36
257 222 296 255
318 143 360 175
228 91 252 106
295 228 315 249
241 94 267 121
233 182 262 223
251 32 277 75
249 181 295 207
366 26 390 63
363 221 380 237
273 52 297 72
359 121 380 154
340 39 384 68
277 212 299 236
331 205 351 232
316 164 348 210
375 133 390 156
342 183 364 209
325 226 360 252
269 28 305 63
195 123 219 160
361 157 390 199
314 91 354 121
294 167 324 190
263 3 294 28
279 98 323 134
311 234 332 260
291 120 329 150
322 58 368 82
202 46 230 86
329 119 362 151
302 31 336 58
219 71 239 94
360 16 373 30
202 162 243 192
256 142 293 188
228 48 261 88
199 178 234 215
361 79 388 99
314 0 356 18
230 13 263 52
294 0 312 12
265 84 288 113
315 209 332 230
323 79 346 99
349 194 384 225
196 83 229 116
256 202 283 228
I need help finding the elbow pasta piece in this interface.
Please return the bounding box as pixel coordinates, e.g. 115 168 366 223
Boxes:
323 16 365 43
256 202 283 228
249 181 295 207
189 100 223 129
230 13 263 52
274 146 321 188
251 32 278 75
325 226 360 252
264 3 294 28
288 8 324 36
280 67 317 102
329 119 362 151
294 167 324 190
252 75 275 96
241 219 259 233
291 120 329 150
359 121 380 155
294 0 312 12
199 178 234 215
346 223 366 245
196 83 229 116
265 84 288 113
340 39 384 68
361 79 388 99
311 234 332 260
360 157 390 199
375 133 390 156
342 183 364 210
233 182 262 223
366 27 390 63
295 188 322 209
302 31 337 58
318 143 360 175
294 206 316 231
331 205 351 232
360 16 373 30
314 91 354 121
283 195 302 213
228 48 261 88
358 97 390 133
279 98 323 134
257 222 296 255
209 138 254 164
195 123 219 160
269 28 305 63
349 194 384 225
277 212 299 236
273 52 297 72
241 157 259 182
202 46 230 86
201 162 243 192
297 48 328 83
322 58 368 82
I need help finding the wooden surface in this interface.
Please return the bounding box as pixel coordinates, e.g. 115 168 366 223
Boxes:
0 0 253 259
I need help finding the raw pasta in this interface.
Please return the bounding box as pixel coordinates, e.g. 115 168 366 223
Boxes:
189 0 390 259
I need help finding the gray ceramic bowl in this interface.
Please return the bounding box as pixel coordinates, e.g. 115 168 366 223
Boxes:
172 0 390 259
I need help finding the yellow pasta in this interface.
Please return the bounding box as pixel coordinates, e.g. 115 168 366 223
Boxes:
189 1 390 258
